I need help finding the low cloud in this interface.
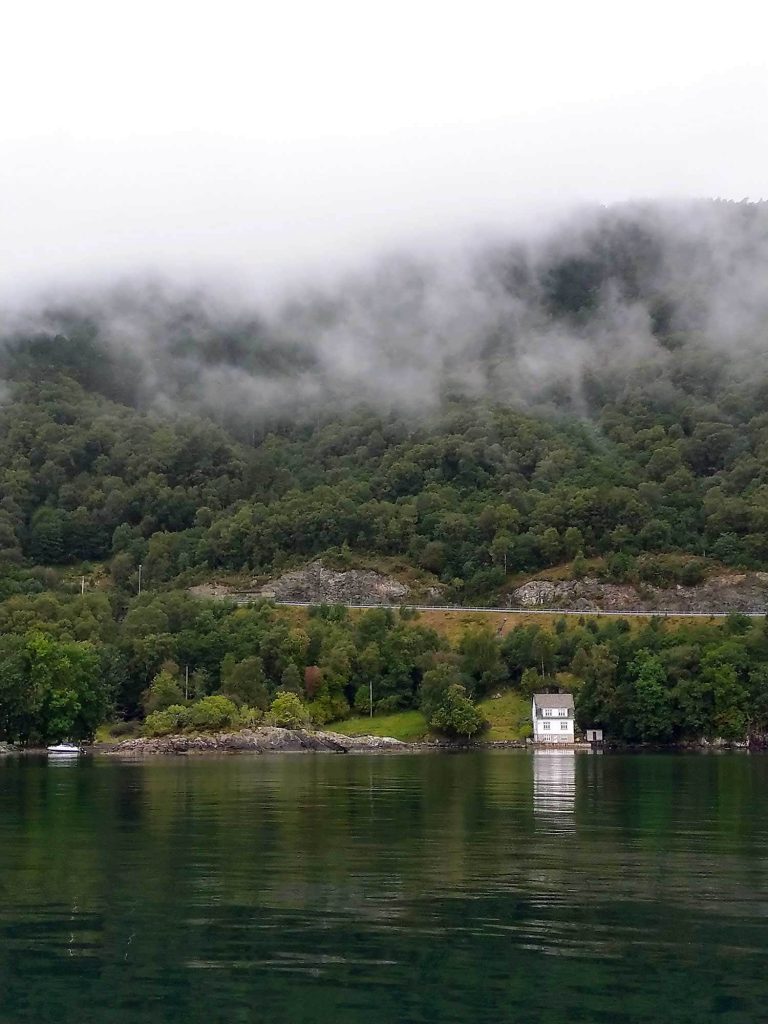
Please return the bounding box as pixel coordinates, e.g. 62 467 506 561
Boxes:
2 200 768 425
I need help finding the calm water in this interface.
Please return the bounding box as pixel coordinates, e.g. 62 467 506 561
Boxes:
0 751 766 1024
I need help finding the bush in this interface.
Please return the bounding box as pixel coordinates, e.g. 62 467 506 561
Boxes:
374 695 403 714
353 684 372 715
606 552 636 582
110 720 141 738
428 684 485 740
637 555 668 585
678 560 706 586
143 704 190 737
570 552 588 580
308 699 333 725
308 693 349 725
236 706 263 728
187 695 238 731
142 669 184 715
268 691 311 729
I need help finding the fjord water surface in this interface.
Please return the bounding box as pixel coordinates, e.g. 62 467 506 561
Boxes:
0 751 765 1023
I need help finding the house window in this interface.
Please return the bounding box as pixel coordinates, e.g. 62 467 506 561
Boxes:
561 722 568 730
544 709 552 717
558 708 567 716
543 722 551 731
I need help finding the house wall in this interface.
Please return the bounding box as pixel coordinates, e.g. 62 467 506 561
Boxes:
533 718 574 742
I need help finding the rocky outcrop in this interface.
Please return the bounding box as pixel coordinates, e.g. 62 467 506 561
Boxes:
511 572 768 614
0 742 16 756
104 726 407 756
190 560 410 606
259 561 409 604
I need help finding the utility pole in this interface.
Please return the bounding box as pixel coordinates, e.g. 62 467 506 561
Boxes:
137 563 142 596
369 679 373 719
80 575 85 596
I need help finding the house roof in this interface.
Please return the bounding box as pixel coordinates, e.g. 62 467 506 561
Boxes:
533 693 574 709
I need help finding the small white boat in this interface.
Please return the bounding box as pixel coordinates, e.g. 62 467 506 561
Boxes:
47 743 82 756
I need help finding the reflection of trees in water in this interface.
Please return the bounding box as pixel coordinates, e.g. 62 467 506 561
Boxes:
3 751 767 998
1 754 561 920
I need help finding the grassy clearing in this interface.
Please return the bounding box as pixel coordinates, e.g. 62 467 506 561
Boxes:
412 608 567 640
329 710 430 741
478 690 531 741
330 690 532 742
94 720 142 743
274 605 720 645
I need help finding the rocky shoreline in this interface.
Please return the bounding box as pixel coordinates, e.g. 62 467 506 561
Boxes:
100 728 532 756
100 726 421 756
0 733 759 756
5 728 757 758
99 731 757 757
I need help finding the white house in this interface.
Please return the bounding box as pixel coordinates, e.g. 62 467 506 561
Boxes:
532 692 575 743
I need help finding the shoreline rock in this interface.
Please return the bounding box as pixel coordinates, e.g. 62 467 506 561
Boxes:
101 726 413 757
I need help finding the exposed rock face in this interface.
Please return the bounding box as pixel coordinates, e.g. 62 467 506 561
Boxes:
191 560 409 606
259 561 409 604
105 726 406 756
511 573 768 614
0 742 16 756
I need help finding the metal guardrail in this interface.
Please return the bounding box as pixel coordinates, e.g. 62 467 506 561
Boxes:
269 601 767 618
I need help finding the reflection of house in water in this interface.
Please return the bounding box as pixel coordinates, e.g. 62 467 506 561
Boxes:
533 750 576 821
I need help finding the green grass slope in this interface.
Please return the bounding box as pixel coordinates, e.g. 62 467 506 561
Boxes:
330 690 531 742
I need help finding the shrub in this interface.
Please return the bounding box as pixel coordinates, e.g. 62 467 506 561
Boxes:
353 684 371 715
110 720 141 738
308 693 348 725
678 560 706 586
141 669 184 715
308 699 332 725
428 684 485 740
187 695 238 731
637 555 667 584
570 552 588 580
237 705 263 729
143 704 190 737
606 551 636 582
374 695 403 714
268 691 311 729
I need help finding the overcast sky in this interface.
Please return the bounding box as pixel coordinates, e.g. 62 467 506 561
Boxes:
2 0 767 296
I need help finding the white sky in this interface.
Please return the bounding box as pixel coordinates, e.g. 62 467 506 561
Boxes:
2 0 767 293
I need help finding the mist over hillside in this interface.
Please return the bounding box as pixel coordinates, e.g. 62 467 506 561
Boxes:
2 198 768 607
3 199 768 429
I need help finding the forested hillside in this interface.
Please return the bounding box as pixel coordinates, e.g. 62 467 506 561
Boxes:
3 199 768 743
4 199 768 597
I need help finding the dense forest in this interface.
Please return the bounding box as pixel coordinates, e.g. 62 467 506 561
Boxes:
3 199 768 743
1 587 767 746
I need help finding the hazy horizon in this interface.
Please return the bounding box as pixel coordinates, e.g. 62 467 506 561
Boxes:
2 0 767 297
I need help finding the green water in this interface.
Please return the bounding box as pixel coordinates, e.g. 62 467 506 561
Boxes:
0 751 766 1023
